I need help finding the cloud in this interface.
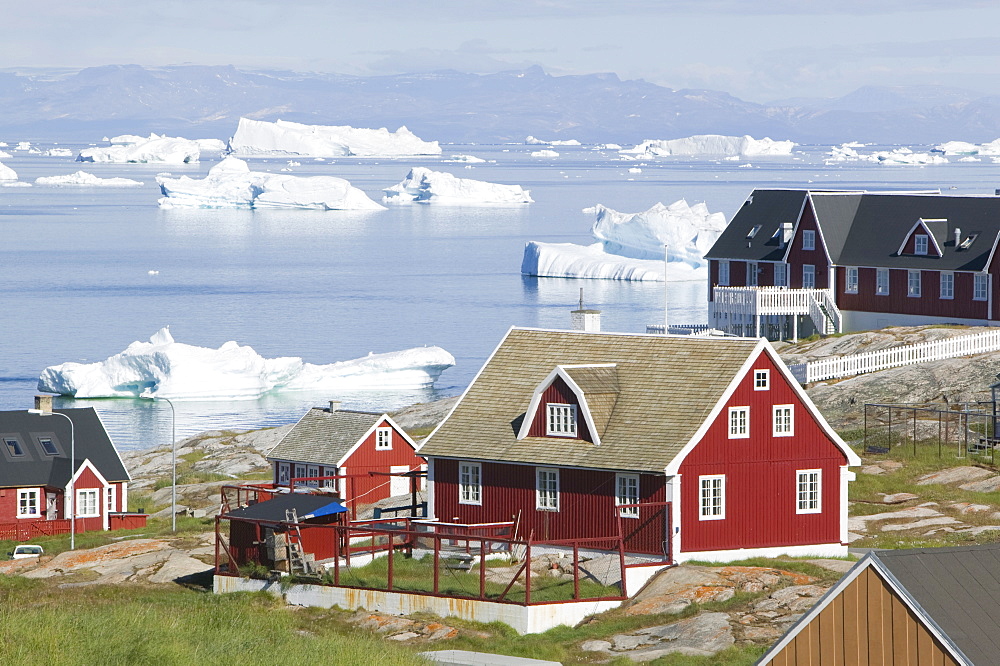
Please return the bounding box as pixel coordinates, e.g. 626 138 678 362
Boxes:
361 41 550 76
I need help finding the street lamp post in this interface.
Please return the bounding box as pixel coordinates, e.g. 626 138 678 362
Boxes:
28 409 75 550
142 395 177 532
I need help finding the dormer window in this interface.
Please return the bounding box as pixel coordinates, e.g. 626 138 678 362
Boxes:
914 235 929 255
546 404 577 437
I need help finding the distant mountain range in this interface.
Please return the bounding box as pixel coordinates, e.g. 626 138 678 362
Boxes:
2 64 999 145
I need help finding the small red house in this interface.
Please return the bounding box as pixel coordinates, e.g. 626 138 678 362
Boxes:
266 402 425 510
0 397 143 540
417 328 860 562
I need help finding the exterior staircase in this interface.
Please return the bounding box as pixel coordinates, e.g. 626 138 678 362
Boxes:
710 287 842 340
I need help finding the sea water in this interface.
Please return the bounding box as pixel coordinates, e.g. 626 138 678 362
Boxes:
1 142 995 450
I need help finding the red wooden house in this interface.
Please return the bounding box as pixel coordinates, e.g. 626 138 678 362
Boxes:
705 188 1000 340
266 402 424 511
0 397 143 540
417 328 860 562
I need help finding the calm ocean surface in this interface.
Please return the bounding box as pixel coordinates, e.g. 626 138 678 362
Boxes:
1 140 995 450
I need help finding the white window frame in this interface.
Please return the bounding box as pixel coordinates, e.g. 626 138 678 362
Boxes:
876 268 889 296
908 270 921 297
940 271 954 300
845 267 859 294
106 485 116 513
754 370 770 391
974 273 989 301
375 427 393 450
535 468 560 511
277 462 290 485
796 469 822 514
546 403 577 437
718 260 730 286
746 261 758 287
699 475 726 520
293 464 307 486
774 262 788 287
321 467 336 489
616 473 640 518
914 234 929 255
459 461 482 506
773 405 794 437
17 488 40 518
728 406 749 439
307 465 320 488
802 264 816 289
76 488 100 517
802 229 815 251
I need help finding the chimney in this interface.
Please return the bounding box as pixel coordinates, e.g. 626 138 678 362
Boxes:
33 395 53 413
954 227 962 247
780 222 794 247
328 400 341 413
571 288 601 332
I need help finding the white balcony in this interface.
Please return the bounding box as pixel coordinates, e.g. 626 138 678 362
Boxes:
709 286 842 341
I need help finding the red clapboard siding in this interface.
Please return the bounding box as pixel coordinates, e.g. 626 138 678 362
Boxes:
837 268 988 320
785 201 830 289
679 349 846 553
340 419 425 505
527 377 593 442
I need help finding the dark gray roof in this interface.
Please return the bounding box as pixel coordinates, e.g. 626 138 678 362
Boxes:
704 189 809 262
808 192 862 263
223 492 345 522
0 408 130 488
874 544 1000 665
266 408 384 466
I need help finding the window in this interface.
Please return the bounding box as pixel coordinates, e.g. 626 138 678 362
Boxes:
754 370 770 391
796 470 822 514
536 468 559 511
616 474 639 518
940 272 954 299
546 403 577 437
77 489 99 517
322 467 336 489
914 234 929 255
747 224 762 240
718 260 730 286
4 437 24 457
294 464 307 485
908 270 921 297
802 230 815 251
746 262 758 287
774 263 787 287
773 405 794 436
277 463 290 485
876 269 889 296
975 273 989 301
38 437 58 456
106 486 116 513
699 475 725 520
728 407 749 439
307 465 320 488
845 267 859 294
17 489 39 518
459 462 482 505
375 427 393 450
802 264 815 289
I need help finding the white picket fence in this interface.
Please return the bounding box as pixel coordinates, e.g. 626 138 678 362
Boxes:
789 329 1000 384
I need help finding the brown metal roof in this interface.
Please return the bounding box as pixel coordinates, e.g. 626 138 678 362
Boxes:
266 408 383 467
418 328 759 473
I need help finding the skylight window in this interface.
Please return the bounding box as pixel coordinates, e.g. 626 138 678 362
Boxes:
746 224 762 240
959 234 979 250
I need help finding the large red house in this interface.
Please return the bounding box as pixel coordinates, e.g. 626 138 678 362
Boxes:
417 328 860 563
705 189 1000 340
0 397 143 540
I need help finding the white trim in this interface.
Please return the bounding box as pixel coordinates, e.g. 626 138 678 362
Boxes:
615 473 640 518
375 426 393 450
802 229 815 251
896 218 945 257
121 483 128 515
876 267 890 295
458 461 482 506
336 414 418 467
753 369 769 391
907 269 922 297
718 259 730 286
277 462 290 485
727 406 749 439
516 364 615 445
840 466 852 545
772 404 794 437
535 467 559 511
676 542 849 563
106 484 117 513
76 488 100 518
698 474 725 520
940 271 955 299
426 458 436 519
795 468 822 514
974 272 989 301
16 487 41 519
545 403 578 437
845 266 859 294
778 193 812 264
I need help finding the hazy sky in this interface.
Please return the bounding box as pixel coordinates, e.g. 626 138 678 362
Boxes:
7 1 1000 102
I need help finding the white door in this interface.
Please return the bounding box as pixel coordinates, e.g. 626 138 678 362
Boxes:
390 466 410 497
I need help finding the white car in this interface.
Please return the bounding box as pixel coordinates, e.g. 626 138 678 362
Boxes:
10 545 43 559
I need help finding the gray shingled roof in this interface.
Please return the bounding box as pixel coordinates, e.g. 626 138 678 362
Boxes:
0 408 130 488
266 408 384 466
418 328 760 474
875 544 1000 665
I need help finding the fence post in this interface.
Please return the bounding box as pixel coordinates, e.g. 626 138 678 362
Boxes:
333 525 340 586
433 533 440 595
573 541 580 601
913 408 917 456
480 538 487 600
214 515 220 575
387 532 394 592
524 539 532 605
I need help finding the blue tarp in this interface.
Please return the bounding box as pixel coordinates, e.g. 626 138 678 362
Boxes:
224 492 346 522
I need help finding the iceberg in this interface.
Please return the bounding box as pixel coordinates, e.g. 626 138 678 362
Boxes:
0 162 16 180
383 167 532 204
78 134 203 164
531 149 559 157
526 136 581 146
228 118 441 157
444 154 486 163
35 171 144 187
867 148 948 165
156 156 385 210
44 148 74 157
622 134 795 157
37 328 455 400
522 199 726 282
933 139 1000 156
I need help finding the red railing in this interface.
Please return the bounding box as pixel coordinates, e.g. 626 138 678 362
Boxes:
0 519 71 542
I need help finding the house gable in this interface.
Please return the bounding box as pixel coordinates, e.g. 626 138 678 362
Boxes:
897 218 945 257
334 414 420 467
517 365 619 445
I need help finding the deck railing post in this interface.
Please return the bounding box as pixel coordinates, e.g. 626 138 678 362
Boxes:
524 539 532 605
573 541 580 600
433 532 440 595
387 531 394 592
479 538 487 600
333 525 340 586
215 515 220 574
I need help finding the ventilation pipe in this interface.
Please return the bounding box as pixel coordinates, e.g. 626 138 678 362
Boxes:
954 227 962 247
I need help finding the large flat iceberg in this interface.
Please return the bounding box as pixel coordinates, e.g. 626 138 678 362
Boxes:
522 199 726 282
622 135 795 157
78 134 207 164
933 139 1000 156
229 118 442 157
383 167 532 204
35 171 143 187
156 156 385 210
0 162 16 180
37 328 455 400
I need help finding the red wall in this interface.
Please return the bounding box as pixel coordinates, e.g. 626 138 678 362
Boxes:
526 377 593 442
836 267 988 320
786 202 830 289
432 460 667 555
679 350 847 553
338 420 425 506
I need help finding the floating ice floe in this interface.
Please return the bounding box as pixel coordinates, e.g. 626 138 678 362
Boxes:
444 154 486 163
78 134 207 164
156 156 384 210
0 150 10 158
15 142 31 151
37 327 455 400
622 134 795 157
867 148 948 165
35 171 144 187
383 167 532 204
933 139 1000 156
531 149 559 158
526 136 581 146
522 200 727 281
44 148 75 157
593 144 623 151
0 162 16 180
228 118 441 157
